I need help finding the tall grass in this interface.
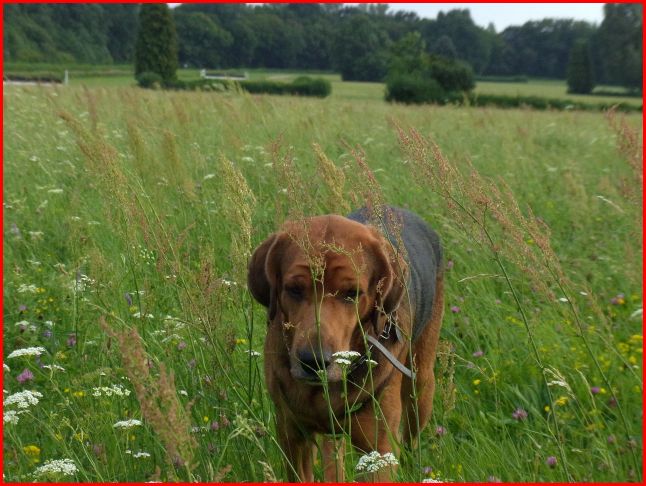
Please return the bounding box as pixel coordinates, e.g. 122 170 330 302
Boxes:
3 85 642 482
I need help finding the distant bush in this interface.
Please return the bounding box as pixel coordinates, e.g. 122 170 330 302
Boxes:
4 72 63 83
385 75 445 104
139 75 331 98
136 71 163 89
386 33 474 105
469 93 641 112
475 75 529 83
428 56 475 93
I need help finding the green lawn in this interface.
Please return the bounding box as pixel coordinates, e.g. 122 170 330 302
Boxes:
3 82 642 483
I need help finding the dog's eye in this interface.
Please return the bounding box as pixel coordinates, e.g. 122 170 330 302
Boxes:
341 289 363 303
285 285 305 300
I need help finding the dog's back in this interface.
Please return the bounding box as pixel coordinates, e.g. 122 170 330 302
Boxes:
347 206 442 341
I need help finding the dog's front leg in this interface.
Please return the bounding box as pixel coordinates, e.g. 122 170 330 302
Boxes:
276 412 315 482
322 435 345 482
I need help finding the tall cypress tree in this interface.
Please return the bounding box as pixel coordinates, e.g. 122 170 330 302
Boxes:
134 4 178 82
566 39 594 94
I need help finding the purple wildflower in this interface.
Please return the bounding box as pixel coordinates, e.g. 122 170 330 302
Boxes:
124 292 133 306
210 421 220 431
512 408 528 421
67 333 77 347
607 435 616 445
177 341 187 351
220 414 230 428
446 260 454 270
423 466 433 476
472 350 484 358
495 299 502 305
188 359 196 369
608 397 618 408
590 386 601 395
16 368 34 383
19 304 27 312
610 294 625 305
435 425 447 437
450 306 460 313
546 456 557 468
43 329 53 339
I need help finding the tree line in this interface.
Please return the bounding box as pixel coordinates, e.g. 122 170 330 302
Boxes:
3 3 642 90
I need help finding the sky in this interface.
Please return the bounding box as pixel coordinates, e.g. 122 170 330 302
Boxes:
169 3 605 31
383 3 605 31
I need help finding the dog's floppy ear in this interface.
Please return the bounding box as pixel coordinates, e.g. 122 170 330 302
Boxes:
247 232 290 321
368 229 407 337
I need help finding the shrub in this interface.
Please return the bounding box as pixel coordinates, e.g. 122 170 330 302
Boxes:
134 4 178 83
428 56 475 93
385 74 445 104
136 71 163 89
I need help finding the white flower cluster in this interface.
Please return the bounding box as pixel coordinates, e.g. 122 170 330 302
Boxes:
7 347 47 359
3 364 10 373
33 458 78 477
113 419 142 429
17 284 38 293
126 450 151 459
92 384 131 398
244 350 261 357
4 390 43 409
42 364 66 372
3 410 21 425
69 274 95 293
355 451 399 473
3 390 43 425
333 350 361 366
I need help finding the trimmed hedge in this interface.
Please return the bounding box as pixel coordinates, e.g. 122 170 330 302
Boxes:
4 72 63 83
385 85 641 113
141 75 331 98
475 75 530 83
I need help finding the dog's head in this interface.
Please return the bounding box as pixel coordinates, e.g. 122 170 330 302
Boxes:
248 215 405 383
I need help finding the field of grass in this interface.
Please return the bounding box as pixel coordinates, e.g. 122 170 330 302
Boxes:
5 63 641 106
3 83 643 482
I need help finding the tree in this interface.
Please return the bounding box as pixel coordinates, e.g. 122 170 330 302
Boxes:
596 4 642 90
567 39 594 94
134 4 178 82
333 14 390 81
174 12 232 68
430 35 457 60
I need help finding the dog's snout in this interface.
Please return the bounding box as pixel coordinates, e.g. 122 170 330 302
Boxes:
297 348 332 378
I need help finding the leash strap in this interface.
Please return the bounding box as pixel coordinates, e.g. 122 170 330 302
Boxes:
366 334 416 380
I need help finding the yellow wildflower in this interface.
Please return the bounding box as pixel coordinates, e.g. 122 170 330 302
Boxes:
23 445 41 456
555 396 568 406
472 379 481 386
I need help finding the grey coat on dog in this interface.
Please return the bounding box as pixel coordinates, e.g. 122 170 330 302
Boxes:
347 206 443 341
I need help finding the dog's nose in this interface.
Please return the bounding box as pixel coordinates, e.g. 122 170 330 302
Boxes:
297 348 332 378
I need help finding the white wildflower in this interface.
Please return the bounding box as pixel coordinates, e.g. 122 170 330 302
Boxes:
335 358 352 366
203 173 216 180
17 284 38 293
15 320 30 328
92 384 130 397
3 410 21 425
3 390 43 409
33 458 78 477
7 347 47 359
28 231 44 240
558 297 569 303
42 364 66 372
367 359 378 367
244 350 261 357
332 351 361 360
422 478 446 483
179 390 188 396
47 188 64 194
133 451 151 459
132 312 154 319
355 451 399 473
3 364 10 372
113 419 142 429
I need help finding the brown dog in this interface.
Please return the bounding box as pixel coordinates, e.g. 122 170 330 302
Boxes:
248 206 443 481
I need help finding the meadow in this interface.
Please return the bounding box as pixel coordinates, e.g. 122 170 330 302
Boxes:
2 81 643 482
